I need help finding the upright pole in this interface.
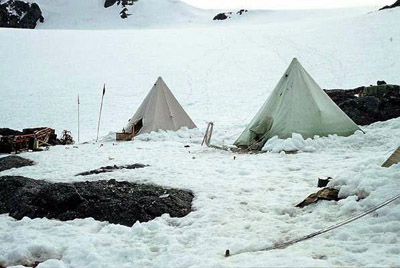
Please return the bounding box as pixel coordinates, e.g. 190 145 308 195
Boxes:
96 84 106 142
77 94 80 143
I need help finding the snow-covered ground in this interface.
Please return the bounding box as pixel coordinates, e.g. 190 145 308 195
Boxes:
1 1 400 267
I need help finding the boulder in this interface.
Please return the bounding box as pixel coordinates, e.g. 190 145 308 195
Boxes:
213 13 229 20
237 9 248 15
120 7 131 19
213 10 249 21
0 0 44 29
0 176 193 226
377 80 387 85
0 156 34 172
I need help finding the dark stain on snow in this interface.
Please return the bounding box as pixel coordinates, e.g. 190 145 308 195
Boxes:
75 163 148 176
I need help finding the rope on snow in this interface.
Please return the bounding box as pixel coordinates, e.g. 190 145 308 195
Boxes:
225 192 400 257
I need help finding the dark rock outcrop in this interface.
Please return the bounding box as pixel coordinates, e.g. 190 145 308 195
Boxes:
237 9 248 15
120 7 131 19
104 0 136 8
324 88 360 104
379 0 400 10
325 83 400 125
339 96 381 125
104 0 136 19
76 163 148 176
341 92 400 125
104 0 119 8
0 176 193 226
0 0 44 29
0 128 23 136
213 9 248 21
0 156 34 172
296 187 340 208
213 12 230 20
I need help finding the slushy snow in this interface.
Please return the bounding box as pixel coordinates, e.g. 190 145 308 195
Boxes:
0 0 400 267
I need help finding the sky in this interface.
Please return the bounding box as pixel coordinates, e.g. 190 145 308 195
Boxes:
182 0 394 9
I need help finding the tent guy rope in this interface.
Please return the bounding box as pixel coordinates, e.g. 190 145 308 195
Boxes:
225 192 400 257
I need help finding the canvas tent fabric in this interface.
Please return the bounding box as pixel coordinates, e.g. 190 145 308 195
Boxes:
234 58 361 149
124 77 197 135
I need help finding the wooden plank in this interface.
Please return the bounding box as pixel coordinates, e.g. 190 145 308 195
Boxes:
201 122 214 147
382 146 400 168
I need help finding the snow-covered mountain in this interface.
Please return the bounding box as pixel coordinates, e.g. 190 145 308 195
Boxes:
8 0 392 29
24 0 212 29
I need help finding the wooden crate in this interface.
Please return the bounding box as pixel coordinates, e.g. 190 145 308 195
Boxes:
116 132 134 141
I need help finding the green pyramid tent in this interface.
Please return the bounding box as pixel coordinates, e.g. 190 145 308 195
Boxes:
234 58 361 149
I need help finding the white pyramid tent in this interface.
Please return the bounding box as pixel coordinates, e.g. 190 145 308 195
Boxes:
124 77 197 136
234 58 361 149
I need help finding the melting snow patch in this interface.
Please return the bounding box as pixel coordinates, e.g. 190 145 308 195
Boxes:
1 243 62 268
262 133 317 153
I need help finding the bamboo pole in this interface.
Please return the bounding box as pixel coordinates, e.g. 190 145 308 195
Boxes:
96 84 106 142
77 94 80 143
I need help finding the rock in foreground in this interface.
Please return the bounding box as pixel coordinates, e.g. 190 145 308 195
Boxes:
0 156 34 172
0 176 193 226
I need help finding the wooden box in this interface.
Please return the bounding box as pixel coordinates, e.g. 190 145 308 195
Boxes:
116 132 134 141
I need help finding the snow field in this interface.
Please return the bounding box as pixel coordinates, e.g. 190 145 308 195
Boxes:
1 117 400 267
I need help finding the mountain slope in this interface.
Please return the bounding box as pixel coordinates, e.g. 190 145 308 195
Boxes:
21 0 381 29
28 0 212 29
